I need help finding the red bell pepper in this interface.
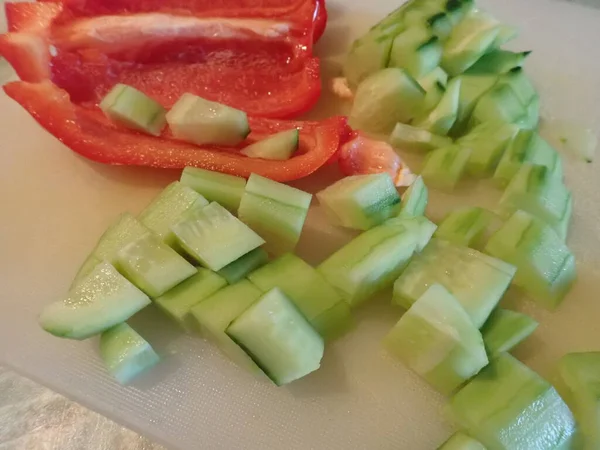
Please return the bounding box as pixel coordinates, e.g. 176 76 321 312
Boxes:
4 80 348 182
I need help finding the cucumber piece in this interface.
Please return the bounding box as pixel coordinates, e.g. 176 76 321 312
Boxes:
457 121 519 176
166 93 249 146
402 0 446 27
389 26 442 79
317 173 401 231
481 308 538 357
40 262 151 340
417 66 449 91
414 77 461 135
138 181 208 245
452 74 498 135
344 28 398 88
99 323 159 384
438 432 486 450
558 352 600 449
469 83 526 129
484 210 576 309
444 0 475 26
237 174 311 255
217 248 269 285
154 268 226 331
499 67 538 106
421 145 472 190
492 24 519 47
494 130 562 187
465 50 530 75
426 12 454 40
180 167 246 212
99 84 166 136
247 253 352 340
390 122 453 153
393 239 516 327
226 288 324 386
421 81 446 116
399 175 428 217
241 129 299 160
386 215 438 252
435 207 495 248
318 222 418 307
384 284 488 395
522 94 541 130
450 353 577 450
172 202 264 271
350 68 426 133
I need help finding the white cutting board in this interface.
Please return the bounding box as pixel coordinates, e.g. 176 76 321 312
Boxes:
1 0 600 448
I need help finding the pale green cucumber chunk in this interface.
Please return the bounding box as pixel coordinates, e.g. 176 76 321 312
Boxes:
344 28 398 88
435 207 495 248
386 215 437 252
452 74 498 135
469 83 526 129
390 122 452 153
415 77 461 135
444 0 475 26
100 323 159 384
427 12 454 40
481 308 538 357
226 288 324 386
417 67 449 91
40 262 151 340
393 239 516 327
399 175 428 217
172 202 264 271
317 173 401 231
318 222 418 307
154 268 227 331
522 94 540 130
450 353 577 450
241 129 299 160
384 284 488 395
217 248 269 285
350 68 426 133
421 81 446 116
180 167 246 212
166 93 249 146
402 0 446 27
421 145 472 190
438 432 486 450
245 173 312 209
491 24 519 47
389 26 442 79
498 67 538 106
100 84 166 136
465 50 530 75
247 253 352 340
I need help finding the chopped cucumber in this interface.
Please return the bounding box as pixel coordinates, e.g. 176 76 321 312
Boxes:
481 308 538 356
247 253 353 341
350 68 425 133
154 268 227 331
99 323 159 384
217 248 269 285
435 207 495 248
394 239 516 328
421 81 446 115
317 173 401 231
522 94 541 129
115 232 196 298
492 24 519 47
452 74 498 135
172 202 264 271
241 129 299 160
484 210 576 309
469 83 526 129
138 181 208 245
165 93 249 146
384 284 488 395
417 67 449 91
386 215 437 252
415 77 461 135
465 50 530 75
40 262 151 340
450 353 577 450
237 174 311 255
444 0 475 26
399 175 428 217
390 122 452 153
427 12 454 40
421 145 472 190
389 25 442 79
99 84 166 136
438 432 486 450
402 1 446 27
226 288 324 386
499 67 538 106
318 222 418 307
180 167 246 212
343 29 397 88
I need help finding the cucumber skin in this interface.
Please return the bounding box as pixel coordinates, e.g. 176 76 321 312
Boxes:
180 167 246 213
218 248 269 285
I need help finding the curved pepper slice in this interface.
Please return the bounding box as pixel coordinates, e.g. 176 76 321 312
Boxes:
4 80 348 182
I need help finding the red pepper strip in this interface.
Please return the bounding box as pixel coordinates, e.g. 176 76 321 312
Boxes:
4 80 347 182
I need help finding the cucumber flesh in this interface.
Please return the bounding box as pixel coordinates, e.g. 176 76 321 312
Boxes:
343 28 398 88
438 432 486 450
247 253 353 341
99 84 166 136
40 262 151 340
166 93 249 146
465 50 530 75
435 206 495 248
217 248 269 285
154 268 227 331
420 81 446 116
399 175 428 217
452 74 498 135
317 173 401 231
492 24 519 47
180 167 247 212
390 122 452 153
99 323 160 384
417 67 449 91
480 308 538 357
226 288 324 386
393 238 516 328
241 129 299 160
386 215 437 252
384 284 488 395
427 12 454 40
445 0 475 26
469 83 526 130
421 145 472 190
389 25 442 79
450 353 577 450
498 67 538 106
415 77 461 135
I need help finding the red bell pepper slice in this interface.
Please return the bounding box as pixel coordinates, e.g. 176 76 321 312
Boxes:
4 80 348 182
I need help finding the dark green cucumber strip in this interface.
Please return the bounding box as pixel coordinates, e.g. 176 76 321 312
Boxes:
465 50 531 75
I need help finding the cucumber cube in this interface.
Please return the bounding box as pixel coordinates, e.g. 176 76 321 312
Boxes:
100 323 159 384
116 232 196 298
450 353 577 450
399 175 428 217
241 129 299 160
420 81 445 116
492 24 519 47
394 239 516 328
154 268 227 331
444 0 475 26
435 206 495 248
427 12 454 40
317 173 401 231
481 308 538 357
386 215 437 252
180 167 247 212
384 284 488 395
343 30 396 88
40 262 151 340
438 432 486 450
469 84 526 129
389 25 442 79
465 50 530 75
390 122 452 153
172 202 265 271
499 67 538 106
414 77 461 135
417 67 448 91
217 248 269 285
247 254 353 340
421 145 472 190
452 74 498 135
226 288 324 386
